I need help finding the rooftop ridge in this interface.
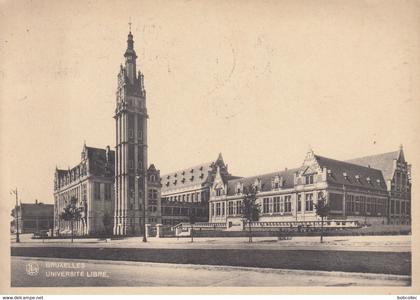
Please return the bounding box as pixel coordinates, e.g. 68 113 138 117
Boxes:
227 167 300 183
346 150 399 162
161 161 215 177
314 154 384 173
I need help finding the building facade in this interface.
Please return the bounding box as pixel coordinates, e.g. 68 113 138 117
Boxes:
209 148 408 229
347 145 411 225
54 144 115 236
160 154 240 226
11 200 54 234
113 30 161 235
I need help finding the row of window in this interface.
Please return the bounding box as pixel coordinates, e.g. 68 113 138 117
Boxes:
345 195 386 216
57 184 84 210
211 192 322 218
262 196 292 214
390 200 411 215
162 191 208 203
161 206 206 217
212 200 244 217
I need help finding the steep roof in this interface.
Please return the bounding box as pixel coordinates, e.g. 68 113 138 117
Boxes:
85 146 115 177
56 145 115 179
226 168 299 196
346 151 399 181
160 153 237 193
315 155 387 191
161 161 215 192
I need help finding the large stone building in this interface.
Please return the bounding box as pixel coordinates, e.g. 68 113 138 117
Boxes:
160 154 240 225
53 30 161 237
209 147 411 228
54 144 115 236
113 30 161 235
53 29 412 236
347 145 411 225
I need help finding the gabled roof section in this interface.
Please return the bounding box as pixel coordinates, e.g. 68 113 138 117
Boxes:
160 153 238 193
85 146 115 177
226 168 299 196
315 155 387 190
346 150 400 182
161 161 215 192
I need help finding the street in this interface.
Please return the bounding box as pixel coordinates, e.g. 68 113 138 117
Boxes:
11 256 410 287
11 233 411 252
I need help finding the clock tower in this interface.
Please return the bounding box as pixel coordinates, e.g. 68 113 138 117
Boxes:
113 30 148 236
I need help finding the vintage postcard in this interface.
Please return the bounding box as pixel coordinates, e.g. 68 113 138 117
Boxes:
0 0 419 296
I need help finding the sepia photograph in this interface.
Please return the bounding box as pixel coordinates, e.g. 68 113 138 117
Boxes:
1 0 419 296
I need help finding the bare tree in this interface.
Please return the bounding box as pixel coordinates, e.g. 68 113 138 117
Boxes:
241 184 261 243
315 192 330 243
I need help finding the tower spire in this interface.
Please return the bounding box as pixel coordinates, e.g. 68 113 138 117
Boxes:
124 25 137 84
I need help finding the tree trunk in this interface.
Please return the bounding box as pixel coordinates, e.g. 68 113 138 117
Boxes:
320 216 324 243
248 220 252 243
71 220 74 243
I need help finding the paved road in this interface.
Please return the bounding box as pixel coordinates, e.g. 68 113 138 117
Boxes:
11 234 411 252
11 256 410 287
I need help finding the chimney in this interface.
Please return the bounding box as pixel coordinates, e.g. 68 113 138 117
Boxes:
35 199 38 204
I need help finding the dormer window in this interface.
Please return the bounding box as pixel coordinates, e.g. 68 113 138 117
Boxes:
190 169 194 173
200 173 204 179
272 175 281 189
376 179 381 185
174 173 177 177
236 182 242 194
173 180 177 185
182 171 185 175
190 176 194 181
199 166 203 171
181 178 185 183
216 188 222 196
366 177 371 184
355 175 360 181
343 172 348 179
167 175 170 179
166 182 170 187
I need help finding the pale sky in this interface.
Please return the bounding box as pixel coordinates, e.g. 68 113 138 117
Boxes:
1 0 420 212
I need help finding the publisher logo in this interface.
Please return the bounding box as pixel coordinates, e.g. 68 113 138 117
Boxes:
26 262 39 276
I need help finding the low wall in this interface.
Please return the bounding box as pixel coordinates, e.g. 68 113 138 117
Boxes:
192 225 411 238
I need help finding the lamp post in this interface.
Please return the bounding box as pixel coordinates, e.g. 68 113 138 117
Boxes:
11 188 20 243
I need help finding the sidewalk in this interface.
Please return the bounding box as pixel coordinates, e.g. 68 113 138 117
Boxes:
11 234 411 252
